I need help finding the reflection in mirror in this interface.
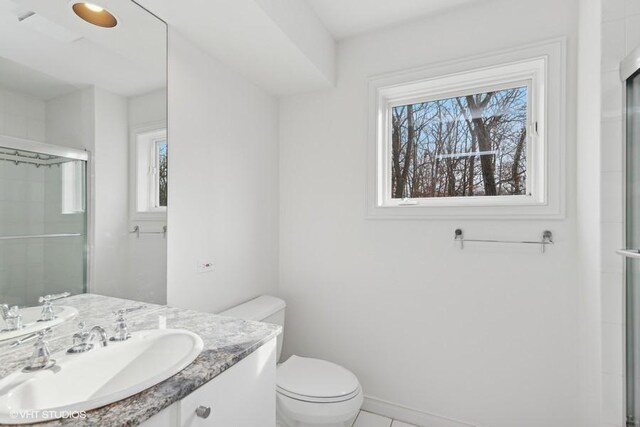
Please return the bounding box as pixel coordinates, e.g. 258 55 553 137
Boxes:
0 145 87 304
0 0 167 341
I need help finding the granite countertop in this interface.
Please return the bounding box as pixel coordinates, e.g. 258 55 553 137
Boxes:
0 294 281 426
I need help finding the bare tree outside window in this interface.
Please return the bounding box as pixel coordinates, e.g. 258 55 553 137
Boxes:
391 87 528 199
157 141 168 207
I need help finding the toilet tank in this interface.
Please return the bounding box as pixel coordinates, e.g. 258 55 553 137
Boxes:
219 295 286 361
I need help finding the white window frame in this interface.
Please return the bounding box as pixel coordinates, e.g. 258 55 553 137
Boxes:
130 121 167 222
366 38 566 219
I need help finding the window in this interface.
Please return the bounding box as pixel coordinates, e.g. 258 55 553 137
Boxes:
367 39 566 219
130 123 167 221
154 138 167 208
391 86 529 200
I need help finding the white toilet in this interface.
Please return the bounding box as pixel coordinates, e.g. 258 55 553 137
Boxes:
219 295 363 427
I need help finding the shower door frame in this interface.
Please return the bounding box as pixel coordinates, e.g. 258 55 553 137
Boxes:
621 46 640 427
0 134 93 297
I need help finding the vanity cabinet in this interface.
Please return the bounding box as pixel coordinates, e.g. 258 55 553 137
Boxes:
141 338 276 427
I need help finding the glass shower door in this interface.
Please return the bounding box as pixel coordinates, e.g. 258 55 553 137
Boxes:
627 70 640 427
0 146 87 307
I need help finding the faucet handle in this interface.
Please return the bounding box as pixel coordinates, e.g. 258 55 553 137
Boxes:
36 328 52 339
23 328 55 372
112 305 145 317
71 322 89 345
38 292 71 304
109 306 145 342
38 292 70 322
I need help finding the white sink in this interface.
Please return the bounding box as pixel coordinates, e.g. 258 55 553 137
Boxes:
0 306 79 342
0 328 204 424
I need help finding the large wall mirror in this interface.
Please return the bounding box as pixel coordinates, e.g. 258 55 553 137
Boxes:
0 0 167 315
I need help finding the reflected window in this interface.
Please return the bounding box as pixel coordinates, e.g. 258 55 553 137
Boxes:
133 126 167 217
155 139 167 207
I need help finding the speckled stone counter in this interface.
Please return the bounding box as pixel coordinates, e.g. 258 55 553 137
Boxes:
0 294 281 426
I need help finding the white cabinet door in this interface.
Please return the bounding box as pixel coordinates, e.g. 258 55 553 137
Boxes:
141 338 276 427
140 403 179 427
179 338 276 427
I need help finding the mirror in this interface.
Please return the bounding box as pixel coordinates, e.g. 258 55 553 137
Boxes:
0 0 167 340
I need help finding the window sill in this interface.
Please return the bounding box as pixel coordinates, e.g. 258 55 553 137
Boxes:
366 202 564 220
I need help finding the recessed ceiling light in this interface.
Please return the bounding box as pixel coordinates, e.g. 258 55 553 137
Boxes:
84 3 104 13
72 2 117 28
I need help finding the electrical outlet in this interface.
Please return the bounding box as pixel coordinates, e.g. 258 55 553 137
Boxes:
196 259 214 273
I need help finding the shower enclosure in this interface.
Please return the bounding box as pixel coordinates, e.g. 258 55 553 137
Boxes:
0 138 87 307
621 48 640 426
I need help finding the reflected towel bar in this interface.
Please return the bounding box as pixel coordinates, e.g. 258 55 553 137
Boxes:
454 229 553 253
130 225 167 238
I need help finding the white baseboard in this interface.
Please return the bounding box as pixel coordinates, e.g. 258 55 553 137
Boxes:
362 395 477 427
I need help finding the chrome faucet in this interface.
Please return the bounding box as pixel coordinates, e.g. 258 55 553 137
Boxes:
110 306 145 341
67 323 108 354
23 329 55 372
89 326 108 347
38 292 71 322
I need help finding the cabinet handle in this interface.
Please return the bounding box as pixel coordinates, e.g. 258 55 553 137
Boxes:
195 405 211 419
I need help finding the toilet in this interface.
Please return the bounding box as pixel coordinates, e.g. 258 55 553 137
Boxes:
219 295 363 427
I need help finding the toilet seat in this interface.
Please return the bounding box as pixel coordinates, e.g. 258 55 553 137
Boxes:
277 355 361 403
277 386 362 403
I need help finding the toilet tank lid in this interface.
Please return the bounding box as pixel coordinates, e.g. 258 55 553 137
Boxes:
218 295 286 321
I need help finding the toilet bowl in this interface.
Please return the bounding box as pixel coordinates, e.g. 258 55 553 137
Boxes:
219 296 363 427
276 355 363 427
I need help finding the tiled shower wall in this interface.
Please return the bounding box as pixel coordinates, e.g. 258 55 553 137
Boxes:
600 0 640 425
0 86 46 142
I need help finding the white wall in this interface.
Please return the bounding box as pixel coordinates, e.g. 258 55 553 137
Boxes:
166 30 279 313
278 0 580 426
129 89 166 126
45 89 93 151
0 86 45 142
576 0 603 426
91 88 130 299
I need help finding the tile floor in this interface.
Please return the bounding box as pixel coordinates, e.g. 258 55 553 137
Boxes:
352 410 420 427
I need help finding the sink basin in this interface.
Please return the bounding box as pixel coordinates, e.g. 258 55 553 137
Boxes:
0 306 79 342
0 328 204 424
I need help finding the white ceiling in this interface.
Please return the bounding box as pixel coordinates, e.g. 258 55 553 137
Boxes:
305 0 481 40
0 0 490 99
0 0 166 99
0 56 79 99
137 0 335 97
